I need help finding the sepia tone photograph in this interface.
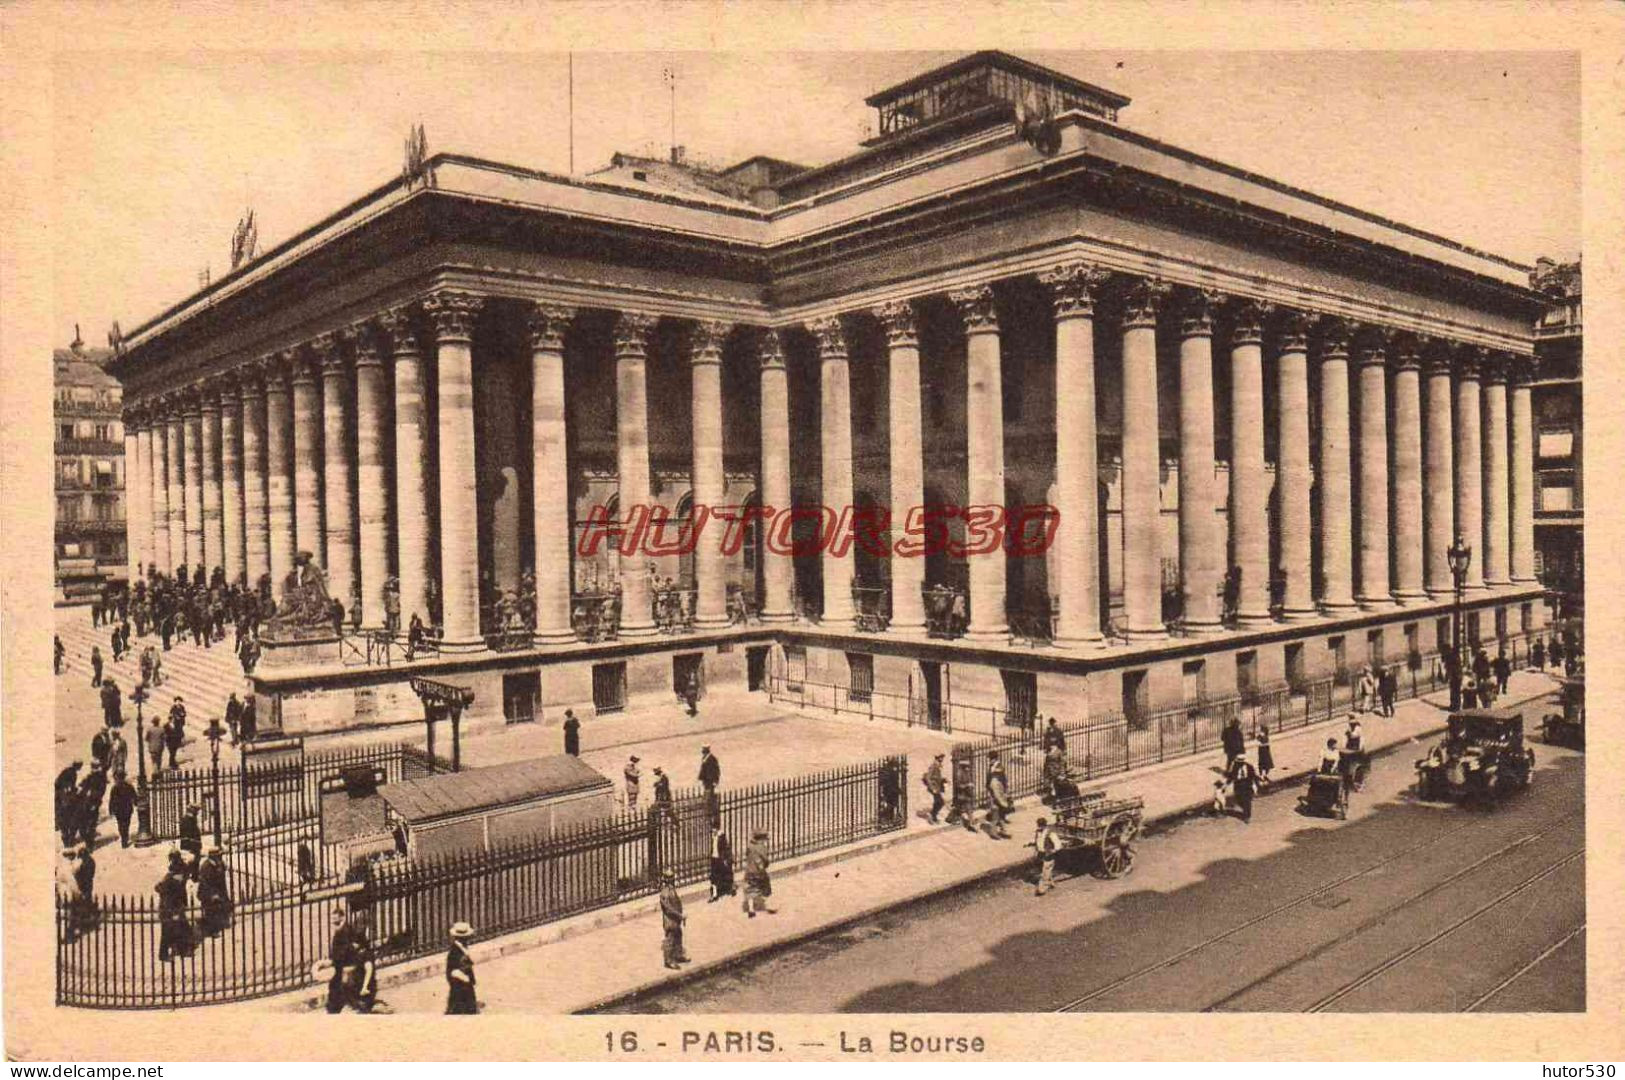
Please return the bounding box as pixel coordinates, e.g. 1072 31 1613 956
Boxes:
4 0 1621 1064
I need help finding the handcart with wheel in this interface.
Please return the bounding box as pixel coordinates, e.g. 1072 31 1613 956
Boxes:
1048 789 1146 879
1300 770 1349 819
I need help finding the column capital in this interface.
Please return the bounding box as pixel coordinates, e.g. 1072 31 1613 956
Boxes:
1479 351 1510 385
1316 317 1352 361
1119 276 1171 329
1275 308 1313 352
1388 332 1423 373
613 311 658 357
312 331 348 377
422 290 484 343
180 386 205 418
1177 287 1222 338
526 302 577 353
1226 297 1274 346
1038 262 1111 319
757 327 787 370
237 366 266 402
196 378 224 409
1454 345 1486 382
1353 325 1391 368
121 403 145 430
807 314 850 359
376 304 422 356
947 284 999 333
285 348 320 386
1508 354 1542 386
873 299 919 347
352 327 385 369
215 375 242 407
1421 338 1455 376
688 319 729 365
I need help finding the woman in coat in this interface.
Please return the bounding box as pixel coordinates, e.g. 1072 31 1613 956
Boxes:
1254 726 1274 783
445 922 479 1014
708 825 735 902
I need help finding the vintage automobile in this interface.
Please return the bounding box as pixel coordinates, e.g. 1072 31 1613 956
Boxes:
1415 708 1535 805
1540 675 1585 750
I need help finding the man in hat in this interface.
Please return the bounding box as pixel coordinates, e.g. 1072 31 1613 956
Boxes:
743 830 774 916
659 868 688 969
1032 817 1061 896
225 692 243 746
324 908 361 1013
198 846 232 936
108 770 137 848
54 634 64 675
652 766 673 820
146 716 167 775
698 745 721 793
90 644 103 688
165 698 186 769
984 754 1013 840
922 753 946 823
77 763 108 846
562 709 581 757
55 760 82 838
624 755 641 812
57 847 82 942
156 850 191 962
444 922 478 1014
1042 717 1066 754
179 803 204 863
108 724 128 777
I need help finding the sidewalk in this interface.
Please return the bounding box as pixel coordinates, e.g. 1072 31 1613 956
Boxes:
256 669 1560 1014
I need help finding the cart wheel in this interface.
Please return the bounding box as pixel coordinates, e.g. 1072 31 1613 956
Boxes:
1096 820 1135 879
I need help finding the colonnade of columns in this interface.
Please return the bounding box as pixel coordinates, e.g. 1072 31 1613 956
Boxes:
123 269 1540 654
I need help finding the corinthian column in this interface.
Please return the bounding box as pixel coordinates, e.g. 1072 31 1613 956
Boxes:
1510 359 1539 583
1175 288 1222 634
1120 276 1170 640
315 333 357 615
1317 321 1356 611
379 306 432 629
182 392 205 571
290 351 324 564
877 300 927 634
1276 312 1316 620
614 311 659 638
219 379 245 586
809 315 857 631
1040 265 1109 646
1481 355 1511 587
200 386 223 578
124 414 144 579
527 303 577 642
240 371 271 588
1455 349 1486 592
1354 330 1394 610
1423 345 1456 597
165 406 185 573
1390 337 1426 602
142 417 164 574
949 286 1009 642
689 320 731 628
264 362 297 590
1229 298 1273 626
425 291 485 646
757 330 794 623
353 327 392 628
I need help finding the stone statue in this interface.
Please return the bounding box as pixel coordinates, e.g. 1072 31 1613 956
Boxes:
265 551 335 639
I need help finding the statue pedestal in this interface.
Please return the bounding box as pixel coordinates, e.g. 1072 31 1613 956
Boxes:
256 630 341 670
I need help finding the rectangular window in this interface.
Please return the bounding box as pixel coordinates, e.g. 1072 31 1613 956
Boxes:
1123 669 1149 729
847 652 874 704
1436 617 1452 654
591 662 628 715
1467 612 1482 644
1329 636 1348 685
1001 669 1037 728
58 424 72 442
1494 607 1508 640
1521 603 1533 633
1285 643 1306 691
1366 628 1384 670
1236 652 1258 703
1182 659 1207 707
1405 623 1421 670
502 672 539 724
783 644 806 691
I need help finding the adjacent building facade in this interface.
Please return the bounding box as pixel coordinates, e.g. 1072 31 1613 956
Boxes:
54 336 126 601
1529 257 1582 618
109 52 1550 734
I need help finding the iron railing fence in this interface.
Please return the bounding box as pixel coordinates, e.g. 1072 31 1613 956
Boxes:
57 756 905 1008
147 741 447 840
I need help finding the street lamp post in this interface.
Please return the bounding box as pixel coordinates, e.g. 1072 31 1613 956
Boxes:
129 684 155 846
203 717 228 847
1447 536 1472 711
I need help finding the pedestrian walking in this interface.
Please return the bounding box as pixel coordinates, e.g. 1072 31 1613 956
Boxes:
240 695 258 742
1356 667 1378 714
1032 817 1061 896
155 852 191 962
90 725 112 771
743 830 774 916
58 848 84 943
1042 716 1066 753
1041 744 1067 802
1255 726 1274 783
77 764 108 846
1344 717 1363 753
1378 668 1397 717
708 824 735 901
660 869 689 969
108 771 137 848
1532 637 1546 670
179 803 203 861
984 755 1013 840
110 625 122 663
198 847 233 936
652 766 673 815
71 844 98 938
225 693 243 746
90 646 103 687
1221 716 1246 770
562 709 581 756
444 921 479 1014
922 753 946 823
54 634 64 675
1493 652 1511 695
100 679 122 729
323 908 361 1013
145 718 166 775
698 745 720 792
1230 758 1259 823
624 755 641 812
1462 674 1479 709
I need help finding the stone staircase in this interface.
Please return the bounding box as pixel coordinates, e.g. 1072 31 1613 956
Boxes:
56 609 249 718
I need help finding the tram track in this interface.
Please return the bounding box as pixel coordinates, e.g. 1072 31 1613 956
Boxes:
1462 923 1586 1012
1054 807 1578 1013
1304 849 1584 1012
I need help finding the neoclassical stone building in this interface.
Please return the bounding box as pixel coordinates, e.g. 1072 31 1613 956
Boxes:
110 52 1547 733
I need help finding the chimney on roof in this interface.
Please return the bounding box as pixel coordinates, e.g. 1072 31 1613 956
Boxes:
671 145 686 166
71 323 84 355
